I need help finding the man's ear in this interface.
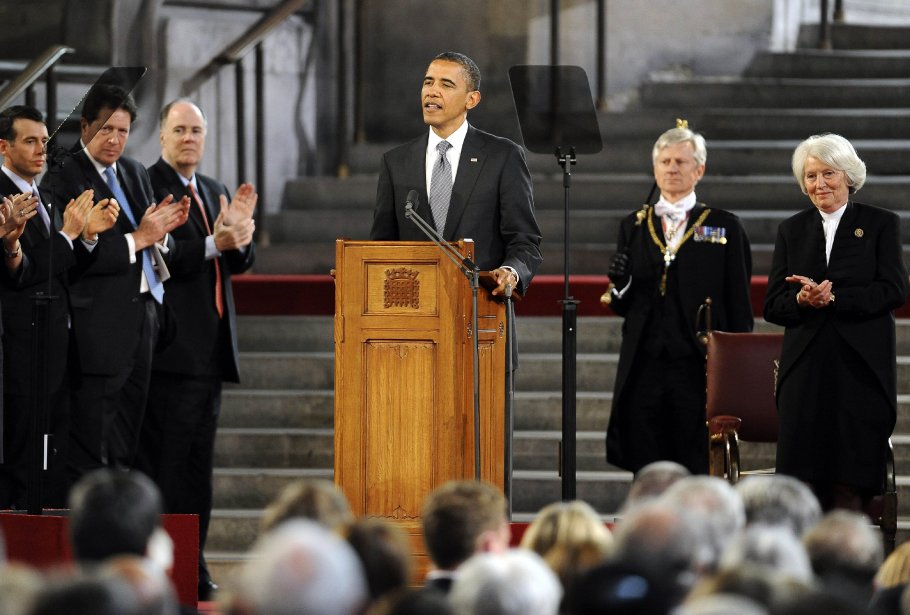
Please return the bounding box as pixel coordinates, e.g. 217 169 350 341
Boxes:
465 90 481 111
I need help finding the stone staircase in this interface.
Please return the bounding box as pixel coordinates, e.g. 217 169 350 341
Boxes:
206 314 910 583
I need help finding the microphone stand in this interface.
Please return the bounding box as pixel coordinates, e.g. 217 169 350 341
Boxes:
503 284 514 517
404 201 482 481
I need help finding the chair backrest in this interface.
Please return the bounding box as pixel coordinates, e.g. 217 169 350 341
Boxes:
706 331 784 443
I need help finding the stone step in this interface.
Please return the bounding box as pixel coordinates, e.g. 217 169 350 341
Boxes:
640 77 910 110
278 174 910 216
344 139 910 177
797 24 910 51
745 50 910 79
600 109 910 141
232 352 334 389
221 389 334 429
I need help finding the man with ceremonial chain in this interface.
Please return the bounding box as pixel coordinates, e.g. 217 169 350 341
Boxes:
602 123 753 474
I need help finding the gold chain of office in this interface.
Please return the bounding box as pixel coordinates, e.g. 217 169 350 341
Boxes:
647 206 712 296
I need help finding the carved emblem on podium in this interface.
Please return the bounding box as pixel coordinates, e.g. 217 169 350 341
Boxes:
384 267 420 309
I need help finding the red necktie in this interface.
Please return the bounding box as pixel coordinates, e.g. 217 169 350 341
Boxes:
188 183 224 318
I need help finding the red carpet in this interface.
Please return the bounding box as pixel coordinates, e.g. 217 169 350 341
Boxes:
233 273 910 318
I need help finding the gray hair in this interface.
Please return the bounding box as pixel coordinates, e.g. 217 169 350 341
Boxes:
449 550 562 615
719 524 814 584
652 127 707 166
791 133 866 194
803 509 883 580
239 519 368 615
736 475 822 538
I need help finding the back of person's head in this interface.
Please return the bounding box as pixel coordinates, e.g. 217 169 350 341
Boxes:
0 563 44 615
719 525 813 585
365 588 454 615
736 475 822 537
679 593 769 615
343 517 413 602
687 565 809 613
100 555 178 615
803 509 882 584
623 460 691 511
568 559 676 615
610 500 708 602
237 519 367 615
260 478 353 533
521 500 612 557
448 550 562 615
81 83 138 123
875 540 910 589
28 575 140 615
421 480 508 571
660 475 746 572
68 469 162 564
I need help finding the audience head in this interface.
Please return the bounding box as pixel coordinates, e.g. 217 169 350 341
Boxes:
875 540 910 589
718 524 813 585
448 550 562 615
28 574 140 615
686 565 805 614
260 478 353 533
652 125 707 166
660 475 746 571
343 517 413 602
422 480 509 571
236 519 367 615
609 500 709 603
100 555 178 615
366 588 454 615
520 500 612 589
804 509 882 582
736 475 822 537
68 469 163 565
569 559 677 615
0 563 43 615
623 460 691 511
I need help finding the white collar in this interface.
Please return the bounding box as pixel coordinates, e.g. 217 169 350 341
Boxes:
428 119 469 152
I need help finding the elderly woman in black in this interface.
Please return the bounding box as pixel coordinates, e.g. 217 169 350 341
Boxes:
764 133 909 511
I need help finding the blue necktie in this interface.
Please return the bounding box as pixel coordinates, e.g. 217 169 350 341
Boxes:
103 167 164 303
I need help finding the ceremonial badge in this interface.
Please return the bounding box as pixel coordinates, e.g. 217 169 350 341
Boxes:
855 228 864 238
693 225 728 244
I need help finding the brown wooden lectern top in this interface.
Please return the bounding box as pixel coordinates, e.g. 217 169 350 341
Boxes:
333 239 507 523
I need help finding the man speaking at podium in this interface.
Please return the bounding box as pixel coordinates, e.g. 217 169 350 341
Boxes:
369 51 542 297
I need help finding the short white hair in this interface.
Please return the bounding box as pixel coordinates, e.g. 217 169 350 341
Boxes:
449 550 562 615
719 524 814 584
239 519 368 615
652 127 707 166
791 133 866 195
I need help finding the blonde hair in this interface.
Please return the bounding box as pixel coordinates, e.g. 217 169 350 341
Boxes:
520 500 613 557
875 541 910 588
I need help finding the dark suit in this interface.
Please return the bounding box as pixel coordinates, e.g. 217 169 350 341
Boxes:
0 173 85 507
40 149 163 477
369 124 542 293
764 201 908 492
606 204 754 473
140 157 254 585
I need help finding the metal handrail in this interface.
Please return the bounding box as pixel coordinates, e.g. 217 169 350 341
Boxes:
181 0 309 95
0 45 75 111
180 0 310 242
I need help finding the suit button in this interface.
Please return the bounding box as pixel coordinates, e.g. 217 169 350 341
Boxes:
131 297 140 303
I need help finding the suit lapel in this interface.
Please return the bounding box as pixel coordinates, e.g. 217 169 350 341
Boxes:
444 126 483 240
194 178 219 233
826 202 858 274
407 135 432 224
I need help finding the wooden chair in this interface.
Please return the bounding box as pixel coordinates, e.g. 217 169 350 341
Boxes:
705 330 897 554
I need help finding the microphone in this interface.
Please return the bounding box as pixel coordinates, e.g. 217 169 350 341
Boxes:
405 189 419 215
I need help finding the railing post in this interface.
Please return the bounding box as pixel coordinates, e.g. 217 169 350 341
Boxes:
819 0 832 49
254 43 266 243
596 0 606 110
25 85 36 109
834 0 845 22
550 0 560 66
45 65 58 132
235 59 246 184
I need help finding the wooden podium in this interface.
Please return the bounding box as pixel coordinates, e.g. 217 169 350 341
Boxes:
333 239 507 529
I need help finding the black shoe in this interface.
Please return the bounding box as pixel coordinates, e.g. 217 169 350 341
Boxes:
198 578 218 602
